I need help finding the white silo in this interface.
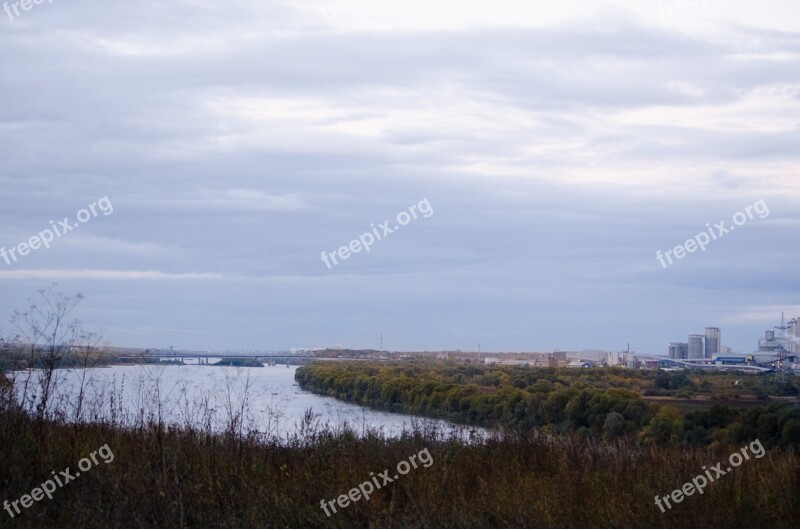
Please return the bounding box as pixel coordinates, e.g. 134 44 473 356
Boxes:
705 327 721 359
688 334 704 359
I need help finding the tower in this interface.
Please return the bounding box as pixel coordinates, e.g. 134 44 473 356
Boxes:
704 327 721 359
688 334 704 359
668 342 688 360
788 317 799 354
774 314 791 384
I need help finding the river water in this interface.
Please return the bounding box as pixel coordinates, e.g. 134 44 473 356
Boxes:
10 363 481 442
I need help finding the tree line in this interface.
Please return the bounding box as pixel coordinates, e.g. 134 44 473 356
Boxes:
295 362 800 448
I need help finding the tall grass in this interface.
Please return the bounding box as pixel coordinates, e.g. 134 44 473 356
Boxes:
0 370 797 528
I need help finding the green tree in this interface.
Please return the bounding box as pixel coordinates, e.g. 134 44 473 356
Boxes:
603 412 625 437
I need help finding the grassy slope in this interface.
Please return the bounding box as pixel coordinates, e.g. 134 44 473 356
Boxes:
0 406 798 529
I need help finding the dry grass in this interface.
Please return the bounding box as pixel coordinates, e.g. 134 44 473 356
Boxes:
0 398 797 529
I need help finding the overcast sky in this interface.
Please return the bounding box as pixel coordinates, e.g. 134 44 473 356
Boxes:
1 0 798 354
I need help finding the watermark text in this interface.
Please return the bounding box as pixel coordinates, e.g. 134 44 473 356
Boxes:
3 0 55 22
321 198 433 269
319 447 433 517
656 199 768 268
1 196 114 266
4 444 114 518
654 439 764 512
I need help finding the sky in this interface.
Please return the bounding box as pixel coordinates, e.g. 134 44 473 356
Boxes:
0 0 799 355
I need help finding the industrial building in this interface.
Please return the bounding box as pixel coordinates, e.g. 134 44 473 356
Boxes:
607 350 624 366
668 327 722 360
659 315 799 373
567 360 591 368
668 342 688 360
484 358 529 366
789 317 800 354
688 334 705 359
484 351 568 367
705 327 721 358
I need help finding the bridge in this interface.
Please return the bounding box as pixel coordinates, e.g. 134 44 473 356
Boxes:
667 359 772 373
117 352 317 363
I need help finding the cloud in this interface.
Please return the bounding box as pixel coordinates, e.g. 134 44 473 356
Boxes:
0 2 797 353
724 306 800 324
144 189 312 212
0 269 225 281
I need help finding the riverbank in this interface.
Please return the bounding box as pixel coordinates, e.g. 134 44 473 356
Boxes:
296 362 800 448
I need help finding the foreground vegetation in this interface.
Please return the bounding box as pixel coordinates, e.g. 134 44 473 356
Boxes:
0 372 797 528
296 362 800 448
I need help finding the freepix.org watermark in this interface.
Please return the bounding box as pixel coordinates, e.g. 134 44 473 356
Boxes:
654 439 764 513
1 196 114 266
3 0 55 21
656 199 769 268
4 444 114 518
319 447 433 517
320 198 433 269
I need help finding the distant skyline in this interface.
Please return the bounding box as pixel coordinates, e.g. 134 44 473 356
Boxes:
1 1 799 355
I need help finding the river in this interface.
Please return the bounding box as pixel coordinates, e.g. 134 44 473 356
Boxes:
10 362 482 442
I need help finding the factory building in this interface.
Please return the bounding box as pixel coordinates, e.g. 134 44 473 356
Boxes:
758 330 780 352
789 317 800 354
668 342 688 360
607 350 624 366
